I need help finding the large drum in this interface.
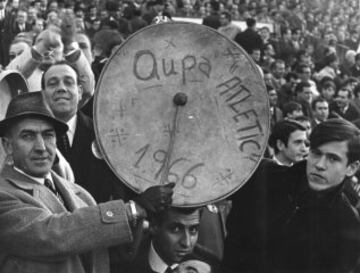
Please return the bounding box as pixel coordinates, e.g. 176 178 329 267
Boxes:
94 22 270 206
0 70 29 167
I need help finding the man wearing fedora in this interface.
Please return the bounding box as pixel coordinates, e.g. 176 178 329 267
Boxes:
0 91 175 273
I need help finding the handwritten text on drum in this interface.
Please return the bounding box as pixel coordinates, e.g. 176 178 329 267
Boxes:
217 76 262 163
134 143 204 189
133 50 211 84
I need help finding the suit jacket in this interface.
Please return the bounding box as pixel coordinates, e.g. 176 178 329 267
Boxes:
12 22 32 35
234 28 263 54
0 10 14 66
330 102 360 122
61 112 130 203
126 240 156 273
0 165 133 273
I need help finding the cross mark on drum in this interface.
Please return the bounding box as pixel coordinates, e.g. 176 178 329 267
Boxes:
163 123 180 135
223 47 245 74
107 128 130 146
164 39 176 49
214 168 233 188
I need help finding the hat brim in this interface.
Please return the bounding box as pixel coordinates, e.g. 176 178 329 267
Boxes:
0 113 68 137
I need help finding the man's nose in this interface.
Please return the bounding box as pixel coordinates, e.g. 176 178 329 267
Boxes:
180 231 191 248
34 135 46 151
314 155 326 170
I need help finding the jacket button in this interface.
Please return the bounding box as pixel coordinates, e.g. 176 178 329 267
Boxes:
106 211 114 217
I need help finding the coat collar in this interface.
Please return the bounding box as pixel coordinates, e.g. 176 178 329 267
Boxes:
1 164 87 212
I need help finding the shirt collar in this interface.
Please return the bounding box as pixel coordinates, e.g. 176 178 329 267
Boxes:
13 166 52 185
273 155 293 166
149 241 178 273
66 114 77 146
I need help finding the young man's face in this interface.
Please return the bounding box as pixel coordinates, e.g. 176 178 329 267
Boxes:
313 101 329 122
273 63 285 79
298 86 313 104
307 141 359 191
336 89 350 109
152 209 200 265
321 86 335 100
278 129 308 164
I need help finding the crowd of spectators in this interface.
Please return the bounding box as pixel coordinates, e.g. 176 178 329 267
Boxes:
2 0 360 272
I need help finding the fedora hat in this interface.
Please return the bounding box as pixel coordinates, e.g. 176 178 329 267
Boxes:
0 91 68 137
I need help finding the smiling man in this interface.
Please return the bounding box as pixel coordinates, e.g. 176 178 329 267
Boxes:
41 61 123 203
223 118 360 273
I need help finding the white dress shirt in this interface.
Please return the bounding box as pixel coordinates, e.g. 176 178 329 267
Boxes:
66 115 77 147
149 241 178 273
13 166 53 185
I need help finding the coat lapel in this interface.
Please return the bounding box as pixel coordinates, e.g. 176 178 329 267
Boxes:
1 165 68 213
51 171 88 211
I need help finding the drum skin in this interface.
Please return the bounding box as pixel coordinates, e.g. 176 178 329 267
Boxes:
94 22 270 207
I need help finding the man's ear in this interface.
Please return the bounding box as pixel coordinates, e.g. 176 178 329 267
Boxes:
2 137 13 156
276 139 285 152
149 222 158 236
346 160 360 177
77 84 83 101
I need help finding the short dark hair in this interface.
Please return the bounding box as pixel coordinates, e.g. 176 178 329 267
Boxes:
311 96 328 110
336 87 351 99
295 81 311 95
282 101 302 117
246 17 256 28
320 79 336 91
293 115 310 123
269 120 306 154
41 60 80 90
310 119 360 164
150 207 203 226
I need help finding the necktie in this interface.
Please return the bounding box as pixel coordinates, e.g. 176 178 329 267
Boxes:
44 178 65 205
57 133 71 159
164 266 176 273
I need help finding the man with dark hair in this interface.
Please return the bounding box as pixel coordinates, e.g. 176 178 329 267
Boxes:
277 71 299 108
270 59 286 91
127 207 205 273
282 101 303 119
202 1 220 30
351 53 360 78
234 17 263 54
217 11 240 40
311 96 329 126
319 80 336 101
223 118 360 273
297 64 318 97
41 61 126 202
332 87 360 122
295 81 313 117
268 120 308 166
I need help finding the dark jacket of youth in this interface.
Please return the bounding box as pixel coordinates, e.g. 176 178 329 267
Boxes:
222 159 360 273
